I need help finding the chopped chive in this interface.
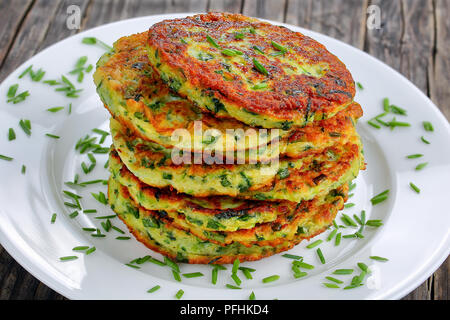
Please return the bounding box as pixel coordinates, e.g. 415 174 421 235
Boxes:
164 256 180 273
293 271 308 278
175 289 184 299
115 236 131 240
0 154 13 161
367 120 381 129
353 214 363 226
231 273 241 286
112 226 125 234
370 189 389 205
333 269 353 275
8 128 16 141
382 98 390 111
354 231 364 239
249 291 255 300
19 66 33 78
390 105 407 115
388 120 411 128
253 58 268 76
326 228 338 242
91 233 106 238
73 246 89 251
271 41 287 53
316 248 325 264
343 234 357 239
83 209 97 214
406 154 423 159
334 232 342 246
51 213 57 224
82 227 96 232
252 83 268 90
325 276 343 284
85 247 96 255
360 210 366 225
238 266 255 272
19 119 31 136
82 37 112 51
370 256 389 262
226 284 241 289
172 270 181 282
262 275 280 283
147 285 160 293
323 283 340 288
8 90 30 104
357 262 369 273
356 82 364 90
415 162 428 171
421 136 430 144
95 215 116 219
410 182 420 194
46 133 60 139
206 35 220 48
183 272 204 278
7 84 19 98
91 191 107 205
240 268 253 280
282 253 302 260
47 107 65 113
69 211 79 218
149 257 166 267
365 220 383 227
293 261 315 269
221 48 243 56
125 263 140 269
306 239 323 249
60 256 78 261
232 258 240 274
212 267 218 285
341 214 358 227
423 121 434 132
63 190 82 200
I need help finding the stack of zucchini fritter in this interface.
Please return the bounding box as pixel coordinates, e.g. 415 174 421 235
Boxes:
93 13 364 264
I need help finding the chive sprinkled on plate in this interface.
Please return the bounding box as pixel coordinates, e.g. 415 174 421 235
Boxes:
357 262 369 273
415 162 428 171
423 121 434 132
323 283 340 288
46 133 60 139
306 239 322 249
8 128 16 141
421 136 430 144
262 275 280 283
406 154 423 159
183 272 204 278
409 182 420 194
47 107 65 113
282 253 302 260
175 289 184 299
370 189 389 205
326 228 338 242
365 219 383 227
325 276 343 284
115 236 131 240
335 232 342 246
82 37 112 51
86 247 96 255
232 258 240 274
226 284 241 289
249 291 255 300
316 248 326 264
370 256 389 262
60 256 78 261
19 119 31 136
91 191 107 205
356 82 364 90
72 246 89 251
165 256 180 273
147 285 161 293
0 154 13 161
333 269 353 275
50 213 57 224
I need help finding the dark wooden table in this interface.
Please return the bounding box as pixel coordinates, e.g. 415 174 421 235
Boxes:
0 0 448 300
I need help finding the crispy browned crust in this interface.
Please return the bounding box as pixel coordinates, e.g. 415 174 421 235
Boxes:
148 12 355 126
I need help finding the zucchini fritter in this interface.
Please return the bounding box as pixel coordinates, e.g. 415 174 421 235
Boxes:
108 176 338 264
111 118 363 201
147 12 355 129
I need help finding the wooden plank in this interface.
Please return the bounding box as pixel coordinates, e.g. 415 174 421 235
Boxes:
431 0 450 120
285 0 367 49
242 0 287 22
0 0 34 67
0 0 61 82
208 0 243 13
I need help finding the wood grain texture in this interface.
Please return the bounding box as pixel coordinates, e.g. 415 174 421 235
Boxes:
0 0 447 300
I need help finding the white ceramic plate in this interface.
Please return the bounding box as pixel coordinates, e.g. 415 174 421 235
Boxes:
0 14 449 300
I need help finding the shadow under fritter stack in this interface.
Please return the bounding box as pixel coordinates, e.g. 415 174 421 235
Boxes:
93 13 364 264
